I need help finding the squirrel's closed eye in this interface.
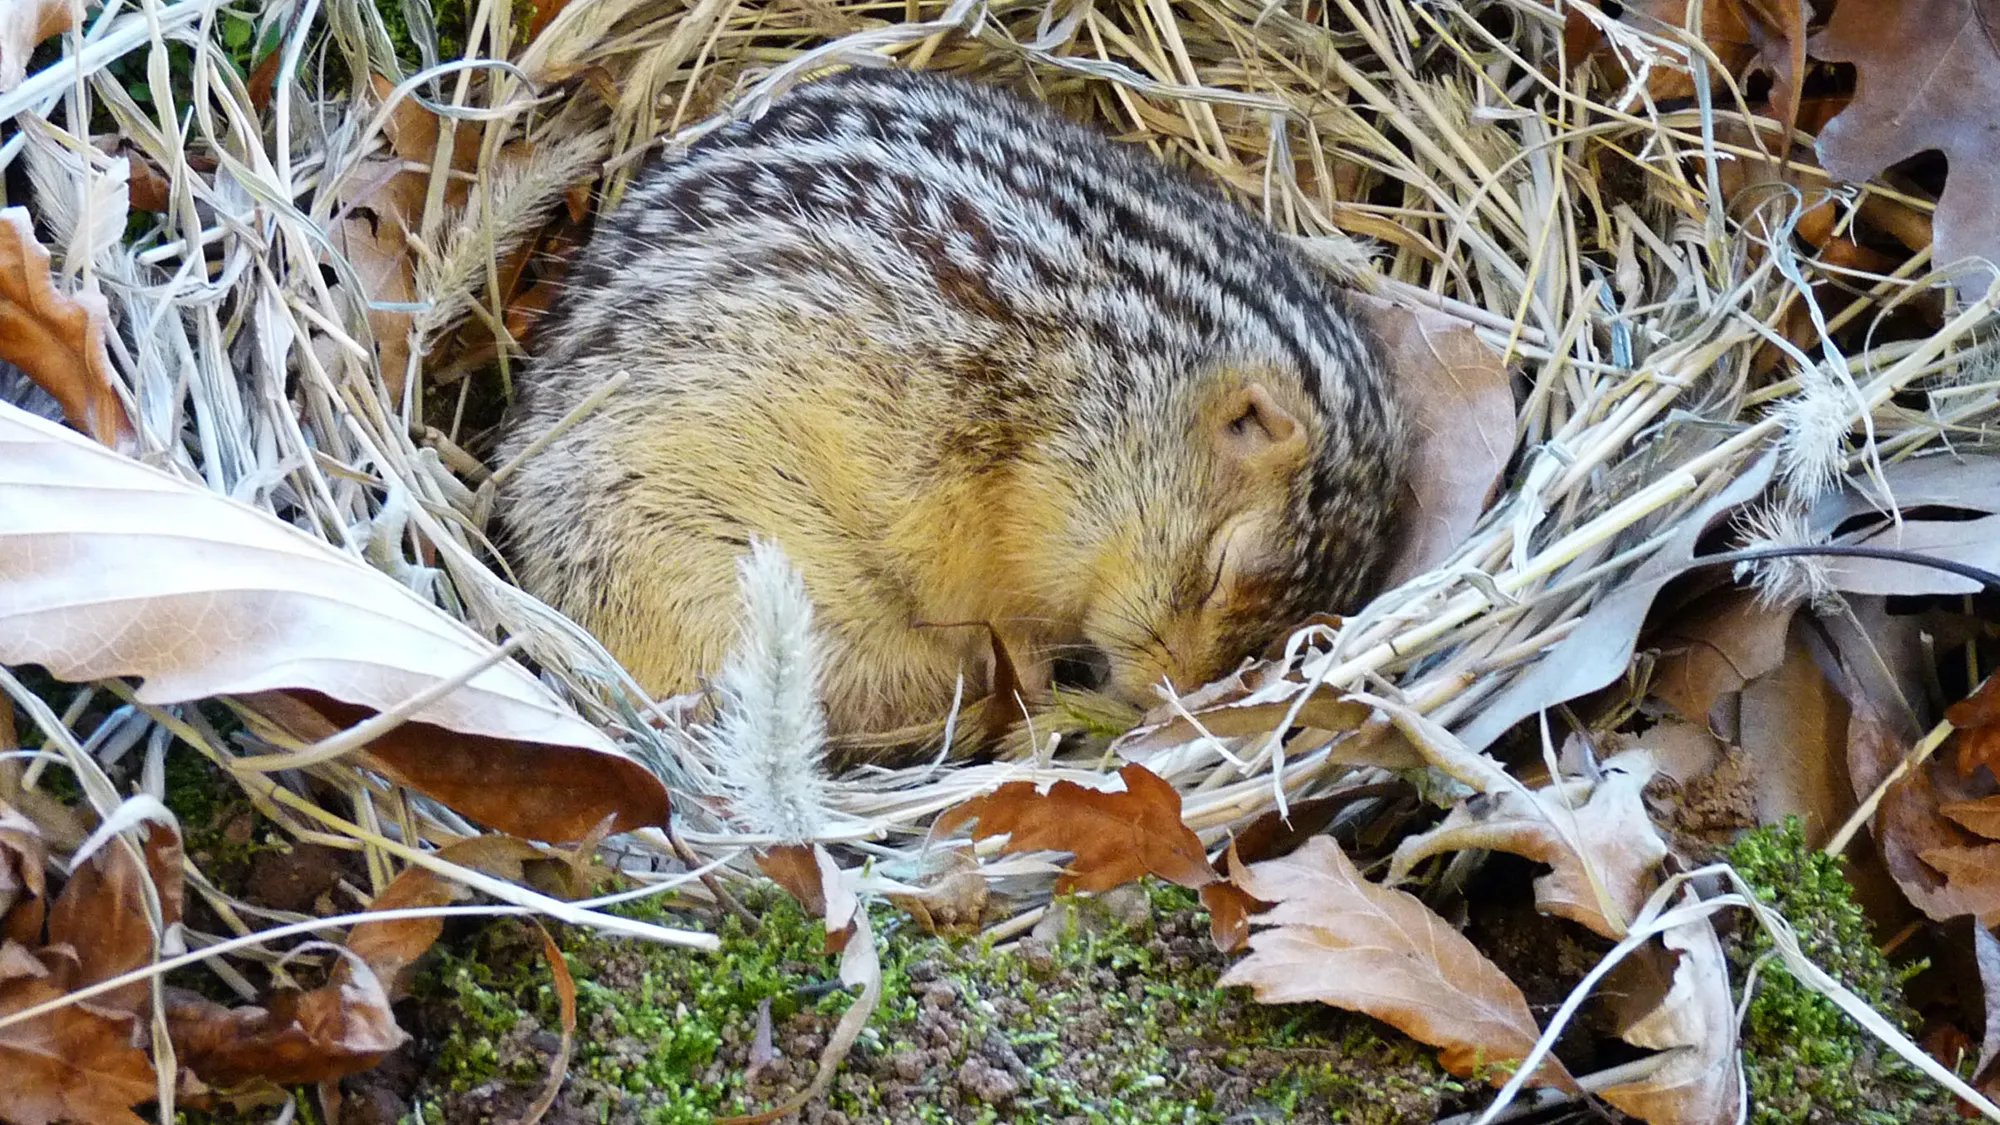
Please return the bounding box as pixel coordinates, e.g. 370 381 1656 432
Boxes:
1201 551 1229 605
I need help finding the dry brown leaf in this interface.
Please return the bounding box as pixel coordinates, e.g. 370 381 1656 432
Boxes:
0 954 153 1125
1950 674 2000 780
0 807 181 1125
526 0 581 40
1601 901 1744 1125
1199 840 1267 953
1198 880 1262 954
1564 0 1800 102
756 844 831 917
1847 676 2000 925
0 0 72 91
49 820 180 1015
330 76 488 402
1918 843 2000 924
0 404 669 842
0 209 133 449
1351 293 1513 586
1389 752 1667 939
346 835 552 997
1218 837 1571 1089
932 763 1213 894
166 950 408 1087
0 802 47 943
1733 0 1810 123
1943 797 2000 840
1815 0 2000 297
1649 587 1795 729
520 920 577 1125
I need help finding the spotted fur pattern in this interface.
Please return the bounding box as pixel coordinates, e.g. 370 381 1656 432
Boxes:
499 67 1401 740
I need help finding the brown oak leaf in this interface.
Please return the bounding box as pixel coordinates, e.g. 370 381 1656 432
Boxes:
165 951 407 1087
1601 900 1744 1125
1218 837 1572 1089
932 763 1213 894
1943 797 2000 841
0 956 153 1125
1815 0 2000 297
1564 0 1808 112
0 808 179 1125
1950 673 2000 780
1389 752 1668 940
0 209 133 448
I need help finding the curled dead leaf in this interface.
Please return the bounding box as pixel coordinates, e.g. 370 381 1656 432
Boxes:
0 802 183 1125
1219 837 1572 1090
0 209 132 448
933 763 1213 894
0 404 669 842
1950 674 2000 781
1390 752 1667 940
1602 899 1744 1125
165 949 408 1087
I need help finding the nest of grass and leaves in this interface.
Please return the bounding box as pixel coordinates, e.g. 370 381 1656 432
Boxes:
5 0 2000 1121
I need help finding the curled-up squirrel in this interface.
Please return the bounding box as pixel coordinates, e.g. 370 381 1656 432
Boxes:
496 67 1402 748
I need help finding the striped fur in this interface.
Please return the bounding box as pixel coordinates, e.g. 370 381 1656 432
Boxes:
498 68 1401 742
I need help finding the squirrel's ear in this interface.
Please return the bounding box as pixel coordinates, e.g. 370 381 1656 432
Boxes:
1215 382 1308 471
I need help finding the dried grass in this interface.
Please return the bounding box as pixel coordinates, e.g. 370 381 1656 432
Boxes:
8 0 2000 1112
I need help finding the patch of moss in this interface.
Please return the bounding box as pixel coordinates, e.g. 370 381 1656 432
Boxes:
1727 819 1954 1125
399 883 1468 1123
373 0 473 76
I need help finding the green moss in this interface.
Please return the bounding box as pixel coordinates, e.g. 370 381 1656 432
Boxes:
401 882 1465 1123
1727 820 1954 1125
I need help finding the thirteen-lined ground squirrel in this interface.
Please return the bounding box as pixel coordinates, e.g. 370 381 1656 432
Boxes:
496 67 1402 743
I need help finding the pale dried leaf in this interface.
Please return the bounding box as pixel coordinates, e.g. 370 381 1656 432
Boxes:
1825 515 2000 596
1389 751 1667 939
1808 454 2000 535
1352 293 1513 585
1220 837 1571 1089
1975 924 2000 1077
1602 902 1743 1125
0 404 668 841
1735 629 1855 845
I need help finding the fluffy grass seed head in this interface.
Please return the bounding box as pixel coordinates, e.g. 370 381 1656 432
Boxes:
702 538 831 843
1732 501 1839 611
1772 365 1857 500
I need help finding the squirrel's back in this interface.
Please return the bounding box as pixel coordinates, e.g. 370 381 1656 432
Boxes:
499 68 1401 742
